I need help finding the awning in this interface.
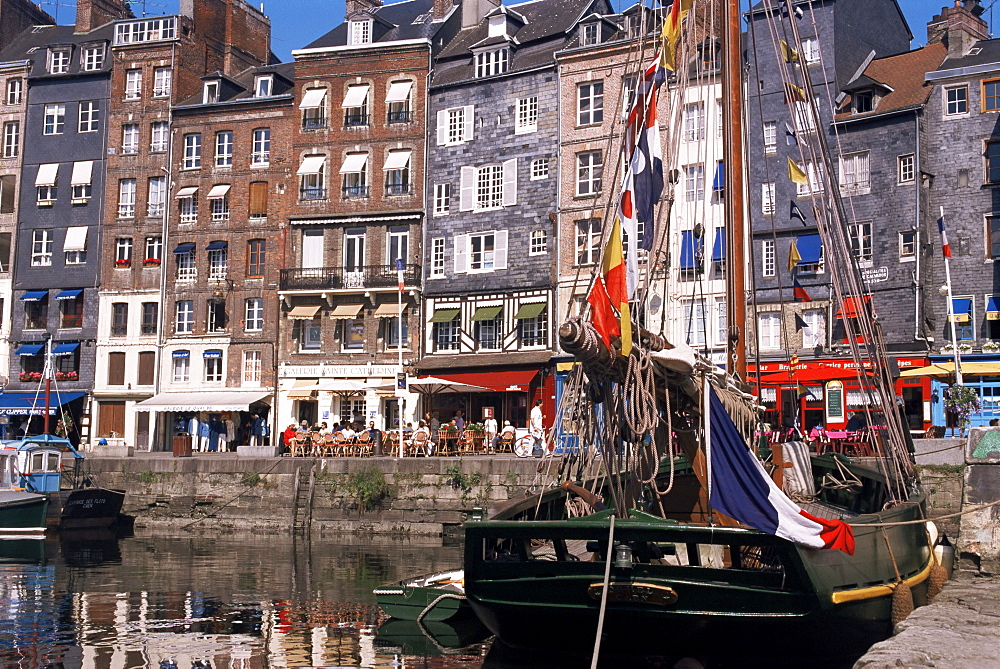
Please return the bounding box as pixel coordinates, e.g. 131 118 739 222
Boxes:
134 390 271 412
383 150 411 171
680 230 702 271
70 160 93 186
297 155 327 175
15 344 43 356
287 388 317 398
712 161 725 191
207 184 231 199
341 84 369 108
836 295 871 319
989 297 1000 321
0 391 86 415
35 163 58 187
52 342 79 356
287 304 321 320
340 153 368 174
373 303 406 318
434 369 538 393
300 87 327 109
203 350 222 359
796 234 822 265
385 80 413 103
63 226 88 252
173 242 195 254
330 303 364 320
901 362 1000 378
471 305 502 321
712 228 725 262
513 302 546 320
54 289 82 300
430 307 460 323
206 240 228 251
20 291 47 302
950 298 973 323
175 186 198 198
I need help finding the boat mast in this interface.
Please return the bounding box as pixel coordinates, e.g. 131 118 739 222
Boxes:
722 0 747 379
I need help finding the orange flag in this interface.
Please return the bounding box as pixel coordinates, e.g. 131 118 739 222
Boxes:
587 275 620 352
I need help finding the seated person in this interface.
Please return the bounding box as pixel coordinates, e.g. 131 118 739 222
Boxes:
412 420 434 455
340 424 356 440
492 421 517 450
402 422 415 438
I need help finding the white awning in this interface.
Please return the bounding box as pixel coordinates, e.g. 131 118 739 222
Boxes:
287 304 321 320
175 186 198 198
134 390 271 412
297 155 327 176
35 163 58 187
330 303 364 319
300 87 327 109
341 84 369 108
383 150 411 171
70 160 93 186
207 184 231 199
385 80 413 103
63 226 88 252
339 153 368 174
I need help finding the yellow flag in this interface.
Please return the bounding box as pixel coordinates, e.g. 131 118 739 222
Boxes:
660 0 692 72
780 40 799 64
787 156 808 185
788 238 802 271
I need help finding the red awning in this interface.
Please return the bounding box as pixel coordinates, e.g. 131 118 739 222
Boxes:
432 369 538 392
836 295 871 319
757 367 873 384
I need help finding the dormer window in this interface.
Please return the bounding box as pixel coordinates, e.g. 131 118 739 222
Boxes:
82 45 104 71
476 48 509 78
488 15 507 38
350 20 372 45
581 23 600 46
203 81 219 105
255 74 273 98
853 90 874 114
48 47 70 74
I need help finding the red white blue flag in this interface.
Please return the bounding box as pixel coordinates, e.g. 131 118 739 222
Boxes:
937 216 952 258
396 258 405 292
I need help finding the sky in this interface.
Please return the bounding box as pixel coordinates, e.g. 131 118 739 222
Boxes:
37 0 997 63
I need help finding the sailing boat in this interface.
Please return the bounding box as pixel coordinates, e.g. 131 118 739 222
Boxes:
462 0 944 661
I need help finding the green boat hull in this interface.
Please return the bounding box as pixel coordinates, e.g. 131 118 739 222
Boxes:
0 491 49 534
374 569 470 622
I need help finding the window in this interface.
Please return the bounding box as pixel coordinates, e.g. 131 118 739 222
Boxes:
469 232 496 271
58 295 83 330
245 298 264 331
36 163 57 205
792 99 816 132
64 227 87 264
386 80 412 123
242 350 262 385
215 131 233 166
172 353 190 382
946 85 968 115
683 102 705 142
581 23 600 46
988 141 1000 184
141 302 158 335
519 307 547 347
899 230 916 259
434 183 450 215
343 86 369 127
176 247 195 281
685 164 705 202
530 230 548 255
342 153 368 198
476 164 503 209
251 128 270 165
349 19 371 45
384 151 411 196
183 134 201 169
385 315 408 349
108 352 126 386
576 218 602 265
43 104 65 135
578 81 603 125
49 47 70 74
430 238 445 277
840 151 870 195
0 175 13 214
210 192 230 221
531 158 548 180
204 352 223 382
6 78 21 105
121 123 138 154
111 303 128 336
115 17 177 44
475 48 509 78
715 298 728 347
683 299 707 347
254 74 272 98
203 81 219 104
796 161 824 196
206 244 227 281
800 37 820 64
247 239 265 277
434 313 460 351
137 352 155 385
118 179 136 218
2 121 18 157
147 177 165 216
849 221 873 264
985 79 1000 113
179 193 197 223
301 88 327 129
762 182 775 215
249 181 268 219
175 301 193 333
515 96 538 134
78 101 99 132
153 67 171 97
437 106 473 145
299 155 326 200
125 69 142 100
302 317 322 350
150 121 168 152
23 296 47 330
762 239 775 277
898 154 915 183
32 230 53 266
115 237 132 264
387 227 408 266
989 215 1000 259
758 312 782 350
576 151 602 196
802 309 825 348
475 310 502 351
343 317 365 350
763 121 776 153
145 236 162 262
207 300 226 332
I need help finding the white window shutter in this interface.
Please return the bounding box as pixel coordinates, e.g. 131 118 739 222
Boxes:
436 109 448 145
462 105 475 141
494 230 508 270
459 166 475 211
502 158 517 206
454 234 468 273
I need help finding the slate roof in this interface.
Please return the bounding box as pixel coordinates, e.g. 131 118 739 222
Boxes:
835 42 946 121
935 38 1000 70
0 24 115 78
303 0 444 50
174 61 295 108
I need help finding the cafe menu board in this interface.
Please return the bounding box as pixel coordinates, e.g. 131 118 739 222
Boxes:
826 380 844 423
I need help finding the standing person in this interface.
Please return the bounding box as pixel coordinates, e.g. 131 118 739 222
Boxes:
530 399 544 458
454 410 466 431
484 414 498 447
252 414 269 446
429 412 441 434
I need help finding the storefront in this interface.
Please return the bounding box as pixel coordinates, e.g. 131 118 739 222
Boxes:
922 355 1000 429
134 390 273 452
0 391 87 442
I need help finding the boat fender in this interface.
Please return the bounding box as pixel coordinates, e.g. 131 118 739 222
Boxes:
890 582 914 624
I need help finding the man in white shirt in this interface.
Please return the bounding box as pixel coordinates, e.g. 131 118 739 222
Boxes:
530 399 544 458
484 415 498 446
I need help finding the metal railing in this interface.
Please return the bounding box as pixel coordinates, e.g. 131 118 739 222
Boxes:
280 263 421 291
342 185 369 199
385 183 411 196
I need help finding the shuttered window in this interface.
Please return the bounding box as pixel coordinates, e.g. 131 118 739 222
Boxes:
98 401 126 438
137 351 155 386
108 352 126 386
249 181 268 218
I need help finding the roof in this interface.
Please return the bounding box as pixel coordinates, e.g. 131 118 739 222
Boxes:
0 24 115 78
835 42 946 121
303 0 444 50
175 61 295 108
934 37 1000 70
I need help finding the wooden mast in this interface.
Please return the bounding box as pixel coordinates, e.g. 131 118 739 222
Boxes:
722 0 747 379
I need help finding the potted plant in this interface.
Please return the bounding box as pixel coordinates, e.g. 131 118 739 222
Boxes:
114 258 131 268
943 385 981 436
143 257 161 267
19 371 41 382
983 341 1000 353
55 371 79 381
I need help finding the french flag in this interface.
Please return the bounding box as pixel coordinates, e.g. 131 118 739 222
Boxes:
708 389 855 554
937 216 952 258
396 258 405 292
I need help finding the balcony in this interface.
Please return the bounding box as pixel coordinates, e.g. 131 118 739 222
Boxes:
387 110 412 124
344 113 369 127
302 116 327 130
385 183 411 196
280 263 421 291
300 187 327 201
342 185 369 199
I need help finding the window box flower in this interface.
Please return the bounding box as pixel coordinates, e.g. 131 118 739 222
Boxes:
114 258 131 268
143 258 161 266
55 371 78 381
19 372 41 382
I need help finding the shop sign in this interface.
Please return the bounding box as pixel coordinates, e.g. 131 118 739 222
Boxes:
861 266 889 284
281 364 399 378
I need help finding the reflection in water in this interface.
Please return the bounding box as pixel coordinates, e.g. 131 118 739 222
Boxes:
0 531 489 668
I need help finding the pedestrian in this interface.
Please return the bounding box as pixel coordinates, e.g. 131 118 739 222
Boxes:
530 399 544 457
454 410 465 431
429 412 441 433
484 414 498 446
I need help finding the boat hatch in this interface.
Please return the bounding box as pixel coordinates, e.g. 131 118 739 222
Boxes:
19 449 63 493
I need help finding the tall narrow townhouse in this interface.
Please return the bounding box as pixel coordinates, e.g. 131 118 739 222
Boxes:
422 0 596 431
2 7 126 444
94 0 271 451
277 0 449 432
744 0 911 428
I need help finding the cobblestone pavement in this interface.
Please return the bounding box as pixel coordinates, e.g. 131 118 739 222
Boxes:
855 572 1000 668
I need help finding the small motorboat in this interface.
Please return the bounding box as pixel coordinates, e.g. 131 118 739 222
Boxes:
373 569 470 622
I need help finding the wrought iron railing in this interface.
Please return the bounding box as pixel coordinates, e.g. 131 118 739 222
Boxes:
280 263 421 291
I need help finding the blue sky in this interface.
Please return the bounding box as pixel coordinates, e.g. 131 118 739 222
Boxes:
40 1 993 63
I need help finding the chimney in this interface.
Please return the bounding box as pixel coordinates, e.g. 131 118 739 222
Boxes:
345 0 383 18
433 0 455 21
462 0 501 30
76 0 132 33
927 1 988 58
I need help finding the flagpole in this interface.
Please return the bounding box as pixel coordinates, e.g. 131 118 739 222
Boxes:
939 207 964 386
397 258 405 458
